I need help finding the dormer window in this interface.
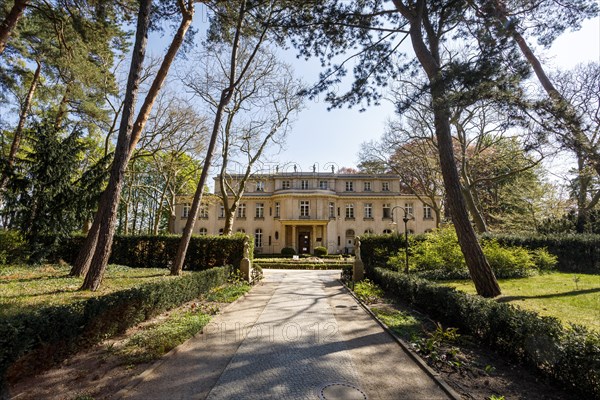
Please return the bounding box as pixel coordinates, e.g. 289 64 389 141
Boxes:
301 180 309 190
345 181 354 191
282 180 290 189
382 182 390 191
364 182 371 191
256 181 264 192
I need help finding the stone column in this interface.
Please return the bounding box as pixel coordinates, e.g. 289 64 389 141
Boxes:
291 225 297 252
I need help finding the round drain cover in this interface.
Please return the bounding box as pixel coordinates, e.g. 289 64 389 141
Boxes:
319 382 367 400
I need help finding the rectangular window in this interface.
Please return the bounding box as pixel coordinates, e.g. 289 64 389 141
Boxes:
382 203 391 219
219 205 225 218
256 181 264 192
345 203 355 219
282 180 290 189
275 202 280 218
300 200 310 217
301 179 309 190
424 204 433 219
255 203 264 218
329 202 335 218
319 180 328 190
382 182 390 192
405 202 414 216
255 229 263 248
237 203 246 218
199 203 209 219
182 203 191 218
363 182 371 191
364 203 373 219
345 181 354 191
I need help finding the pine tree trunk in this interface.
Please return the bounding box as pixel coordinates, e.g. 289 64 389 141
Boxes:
0 60 41 195
461 185 488 233
70 217 99 276
0 0 27 55
80 0 152 291
395 1 500 297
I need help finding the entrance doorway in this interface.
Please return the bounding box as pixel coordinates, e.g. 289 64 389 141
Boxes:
298 232 311 254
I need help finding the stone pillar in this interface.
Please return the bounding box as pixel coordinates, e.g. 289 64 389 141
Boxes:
311 225 316 254
291 225 297 252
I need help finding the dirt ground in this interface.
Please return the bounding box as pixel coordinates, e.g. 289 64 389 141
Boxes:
368 301 582 400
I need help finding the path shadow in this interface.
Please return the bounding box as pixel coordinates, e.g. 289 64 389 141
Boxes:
498 287 600 302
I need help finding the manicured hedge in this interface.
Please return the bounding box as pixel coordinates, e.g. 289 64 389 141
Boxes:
359 234 427 276
49 234 251 271
0 267 228 390
372 268 600 399
484 233 600 274
253 262 352 270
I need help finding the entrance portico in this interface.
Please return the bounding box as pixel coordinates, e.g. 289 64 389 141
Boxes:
279 219 329 254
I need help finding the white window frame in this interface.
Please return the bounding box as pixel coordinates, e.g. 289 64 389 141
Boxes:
363 181 371 191
405 202 414 216
345 203 355 219
219 205 225 218
319 180 328 189
237 203 246 218
255 228 263 247
275 202 280 218
329 202 335 218
182 203 191 218
199 227 207 235
300 200 310 217
382 182 390 192
255 203 264 218
199 203 209 219
345 181 354 192
256 181 265 192
282 180 290 189
364 203 373 219
424 204 433 219
301 179 309 190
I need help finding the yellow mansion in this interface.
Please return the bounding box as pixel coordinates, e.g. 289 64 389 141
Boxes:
170 172 437 255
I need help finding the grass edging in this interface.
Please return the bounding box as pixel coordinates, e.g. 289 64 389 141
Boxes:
0 267 229 391
371 267 600 400
340 279 461 400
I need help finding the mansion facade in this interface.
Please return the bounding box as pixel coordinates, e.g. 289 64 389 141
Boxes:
170 172 438 255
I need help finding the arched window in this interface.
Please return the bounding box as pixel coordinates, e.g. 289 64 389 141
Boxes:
237 228 245 233
274 231 279 240
345 229 355 237
364 229 374 234
383 229 393 234
255 228 263 247
199 227 208 235
218 228 224 235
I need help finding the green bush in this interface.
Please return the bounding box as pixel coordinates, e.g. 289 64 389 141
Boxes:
482 240 535 278
0 230 27 265
376 228 547 279
47 234 249 271
313 246 328 257
371 268 600 399
531 248 558 272
484 233 599 273
281 247 296 257
0 267 228 389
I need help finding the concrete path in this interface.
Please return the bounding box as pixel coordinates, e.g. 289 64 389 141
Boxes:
117 270 452 400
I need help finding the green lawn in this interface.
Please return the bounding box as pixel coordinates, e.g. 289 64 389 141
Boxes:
444 272 600 331
0 264 183 317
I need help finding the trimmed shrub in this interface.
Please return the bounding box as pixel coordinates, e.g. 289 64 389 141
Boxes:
48 234 249 271
371 268 600 399
0 267 228 389
281 247 296 257
314 246 328 257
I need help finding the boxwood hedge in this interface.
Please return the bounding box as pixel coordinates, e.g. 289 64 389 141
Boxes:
0 267 228 391
47 234 251 271
371 268 600 399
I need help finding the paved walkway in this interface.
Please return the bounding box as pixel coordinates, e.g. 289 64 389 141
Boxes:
117 270 452 400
